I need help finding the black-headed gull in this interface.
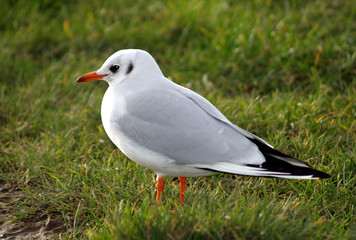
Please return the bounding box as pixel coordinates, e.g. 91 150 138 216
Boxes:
76 49 330 204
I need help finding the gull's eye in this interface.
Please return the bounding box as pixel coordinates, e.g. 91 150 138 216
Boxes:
110 64 120 73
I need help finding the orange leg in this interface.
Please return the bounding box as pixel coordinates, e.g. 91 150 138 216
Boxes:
156 177 164 204
178 177 186 204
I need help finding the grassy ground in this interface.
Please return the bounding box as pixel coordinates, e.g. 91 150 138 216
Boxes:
1 0 355 239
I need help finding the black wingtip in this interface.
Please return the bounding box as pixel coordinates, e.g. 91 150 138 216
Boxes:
247 137 331 179
312 170 331 179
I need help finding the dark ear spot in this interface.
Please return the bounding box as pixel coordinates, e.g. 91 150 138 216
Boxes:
126 62 134 74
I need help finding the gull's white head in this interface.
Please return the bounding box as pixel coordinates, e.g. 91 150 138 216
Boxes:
76 49 163 85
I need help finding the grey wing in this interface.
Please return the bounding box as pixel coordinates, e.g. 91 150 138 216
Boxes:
173 85 330 179
176 85 273 148
116 88 265 166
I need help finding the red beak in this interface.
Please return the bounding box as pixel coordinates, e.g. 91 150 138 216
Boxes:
76 71 108 82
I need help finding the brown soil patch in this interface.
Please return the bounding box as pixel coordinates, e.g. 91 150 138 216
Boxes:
0 180 67 240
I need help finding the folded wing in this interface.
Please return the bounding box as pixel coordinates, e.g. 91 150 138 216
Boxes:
116 83 330 179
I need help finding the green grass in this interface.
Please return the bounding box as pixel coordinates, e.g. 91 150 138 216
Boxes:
1 0 355 239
